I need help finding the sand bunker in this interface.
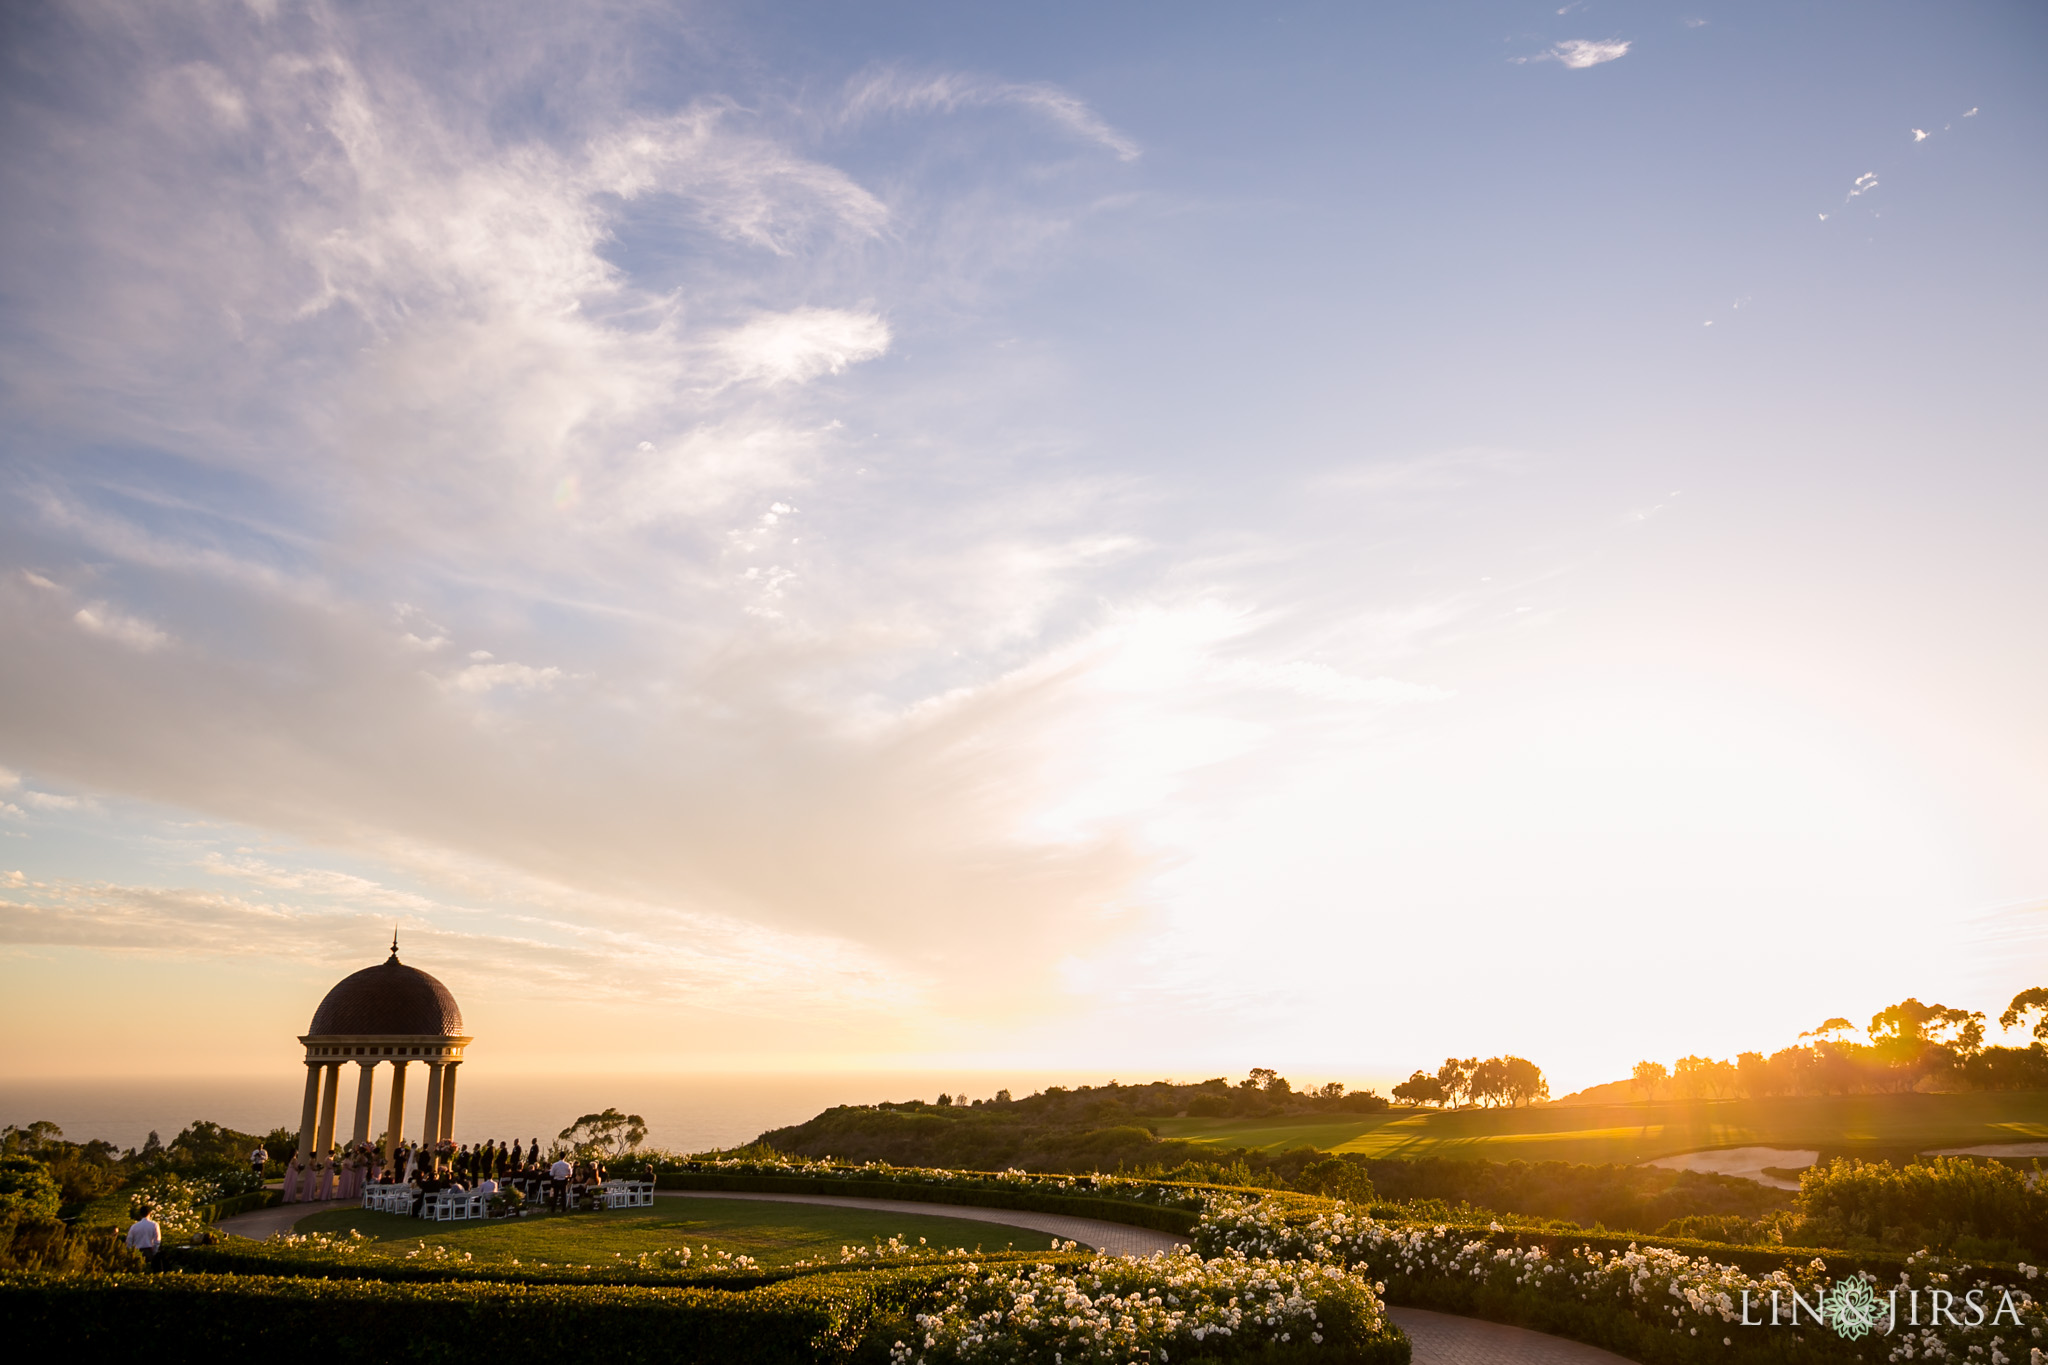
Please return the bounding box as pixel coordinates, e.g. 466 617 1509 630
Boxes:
1643 1146 1817 1190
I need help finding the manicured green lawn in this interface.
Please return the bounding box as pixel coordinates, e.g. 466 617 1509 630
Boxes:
1152 1091 2048 1164
292 1196 1058 1266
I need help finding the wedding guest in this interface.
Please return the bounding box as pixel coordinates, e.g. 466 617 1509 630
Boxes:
126 1206 162 1269
250 1142 269 1183
548 1153 571 1212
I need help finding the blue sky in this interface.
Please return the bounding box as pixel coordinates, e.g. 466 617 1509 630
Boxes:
1 0 2043 1090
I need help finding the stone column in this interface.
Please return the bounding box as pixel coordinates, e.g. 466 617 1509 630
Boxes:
351 1060 378 1150
420 1061 446 1154
292 1062 321 1203
315 1062 342 1156
438 1062 459 1146
384 1060 409 1168
313 1063 341 1198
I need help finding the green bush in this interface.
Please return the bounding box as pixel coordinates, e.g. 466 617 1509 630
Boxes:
0 1268 871 1361
0 1215 142 1273
883 1248 1409 1364
172 1237 1072 1291
657 1168 1206 1234
197 1189 278 1223
1655 1213 1771 1245
1198 1194 2048 1365
1359 1155 1788 1232
1792 1156 2048 1257
0 1260 1086 1361
0 1159 62 1221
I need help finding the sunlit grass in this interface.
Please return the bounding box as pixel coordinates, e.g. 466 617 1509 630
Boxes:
1151 1091 2048 1164
290 1196 1058 1266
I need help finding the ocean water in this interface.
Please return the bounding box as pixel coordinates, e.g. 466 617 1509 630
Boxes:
0 1071 1108 1154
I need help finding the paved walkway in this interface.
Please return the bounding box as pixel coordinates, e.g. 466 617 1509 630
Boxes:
220 1192 1641 1362
662 1189 1181 1258
1388 1307 1637 1364
216 1198 356 1239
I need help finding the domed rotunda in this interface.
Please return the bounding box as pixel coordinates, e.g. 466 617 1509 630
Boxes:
289 937 472 1201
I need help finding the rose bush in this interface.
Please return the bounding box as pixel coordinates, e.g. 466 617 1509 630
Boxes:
889 1246 1407 1364
1196 1194 2047 1364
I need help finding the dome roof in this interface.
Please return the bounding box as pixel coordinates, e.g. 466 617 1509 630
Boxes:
307 953 464 1037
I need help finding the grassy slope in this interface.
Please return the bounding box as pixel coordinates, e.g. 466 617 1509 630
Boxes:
1153 1091 2048 1164
290 1198 1058 1266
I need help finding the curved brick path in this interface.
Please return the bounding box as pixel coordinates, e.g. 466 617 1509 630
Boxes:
223 1192 1639 1362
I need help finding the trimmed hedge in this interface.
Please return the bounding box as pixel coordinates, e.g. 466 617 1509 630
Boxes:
0 1263 981 1362
658 1170 1201 1234
197 1189 278 1224
169 1239 1078 1291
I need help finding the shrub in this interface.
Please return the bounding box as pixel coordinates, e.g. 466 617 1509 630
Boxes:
127 1172 234 1241
887 1247 1409 1364
1655 1214 1770 1246
0 1214 141 1273
0 1268 884 1361
1793 1156 2048 1258
0 1159 62 1221
1195 1193 2048 1364
1297 1157 1377 1205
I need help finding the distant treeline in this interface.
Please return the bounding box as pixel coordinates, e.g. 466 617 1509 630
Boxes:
1387 1055 1548 1108
2 1119 281 1214
1607 989 2048 1102
754 1071 1386 1175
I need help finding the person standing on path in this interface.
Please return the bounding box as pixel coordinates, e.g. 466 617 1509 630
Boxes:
549 1154 571 1213
125 1207 162 1269
250 1142 268 1183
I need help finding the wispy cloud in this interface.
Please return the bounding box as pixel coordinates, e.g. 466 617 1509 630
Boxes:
1516 39 1632 69
72 603 169 652
842 67 1141 161
717 309 892 386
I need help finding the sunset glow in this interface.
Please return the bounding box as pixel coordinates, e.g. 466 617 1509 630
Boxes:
2 1 2043 1100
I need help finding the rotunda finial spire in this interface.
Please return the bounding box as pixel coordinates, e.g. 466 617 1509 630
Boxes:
390 926 400 961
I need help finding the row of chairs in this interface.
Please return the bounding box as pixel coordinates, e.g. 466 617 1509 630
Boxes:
421 1189 492 1221
601 1180 657 1209
360 1179 657 1219
361 1184 414 1215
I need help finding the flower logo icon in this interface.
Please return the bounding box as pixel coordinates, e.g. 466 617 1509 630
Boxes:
1823 1277 1881 1340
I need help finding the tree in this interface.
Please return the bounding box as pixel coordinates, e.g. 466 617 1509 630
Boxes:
0 1158 61 1220
1242 1068 1278 1091
1470 1057 1510 1107
1501 1056 1548 1107
1801 1018 1857 1042
1316 1082 1346 1100
1869 999 1987 1077
1391 1071 1447 1107
1671 1055 1736 1100
1631 1060 1667 1103
2000 988 2048 1041
1735 1051 1771 1098
0 1121 63 1157
1436 1057 1475 1109
557 1108 648 1160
